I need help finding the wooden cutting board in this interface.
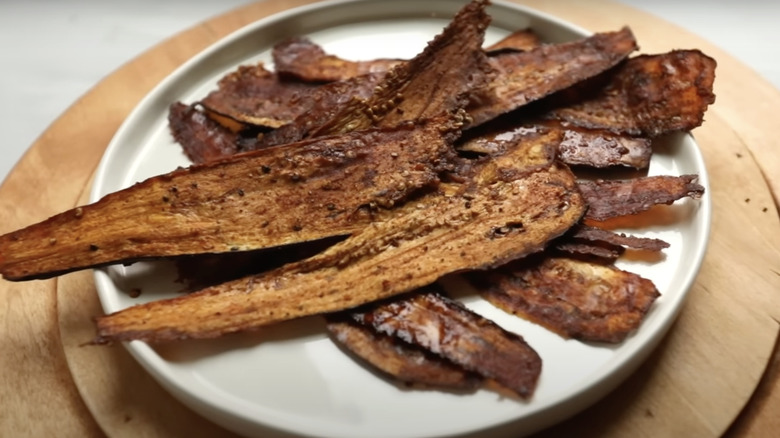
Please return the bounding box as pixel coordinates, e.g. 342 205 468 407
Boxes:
2 0 779 436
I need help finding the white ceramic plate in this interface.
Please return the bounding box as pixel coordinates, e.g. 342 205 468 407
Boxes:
90 0 711 437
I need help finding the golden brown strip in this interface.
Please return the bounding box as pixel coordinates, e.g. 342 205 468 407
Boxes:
198 62 319 129
542 50 717 136
467 27 638 127
326 316 481 391
94 131 586 344
272 37 402 82
579 174 705 222
0 117 458 281
346 291 542 398
255 0 493 148
472 256 660 343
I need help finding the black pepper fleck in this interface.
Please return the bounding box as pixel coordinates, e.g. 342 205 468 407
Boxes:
89 244 99 251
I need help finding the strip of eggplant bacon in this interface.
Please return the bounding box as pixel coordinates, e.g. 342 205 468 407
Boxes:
198 62 320 129
0 116 461 281
339 288 542 399
580 174 705 222
325 314 483 392
466 27 637 128
554 224 670 262
469 254 660 343
540 50 717 137
94 128 586 345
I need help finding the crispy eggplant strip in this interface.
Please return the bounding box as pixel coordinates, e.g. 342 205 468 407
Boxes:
556 124 652 169
250 72 386 149
467 27 638 127
272 37 402 82
94 129 586 344
567 224 669 251
198 62 319 129
255 0 494 148
346 290 542 398
458 118 652 169
0 117 459 281
554 224 669 260
579 174 704 222
168 102 241 164
554 240 624 261
471 256 660 343
542 50 717 136
326 316 482 391
484 29 541 54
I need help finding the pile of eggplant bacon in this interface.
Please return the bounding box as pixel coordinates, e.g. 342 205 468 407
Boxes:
0 0 716 399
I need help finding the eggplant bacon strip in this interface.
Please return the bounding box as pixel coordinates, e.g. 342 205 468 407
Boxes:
168 102 242 165
272 37 403 83
471 255 660 343
175 73 386 164
94 128 586 344
326 315 482 391
198 62 320 129
458 119 653 170
556 123 652 169
579 174 705 222
0 117 460 281
467 27 638 127
343 289 542 398
541 50 717 137
555 224 669 261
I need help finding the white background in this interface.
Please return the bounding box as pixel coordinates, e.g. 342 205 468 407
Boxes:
1 0 779 183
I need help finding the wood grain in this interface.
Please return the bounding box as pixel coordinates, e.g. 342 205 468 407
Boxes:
1 0 779 437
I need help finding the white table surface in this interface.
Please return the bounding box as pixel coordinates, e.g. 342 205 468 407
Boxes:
1 0 779 186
